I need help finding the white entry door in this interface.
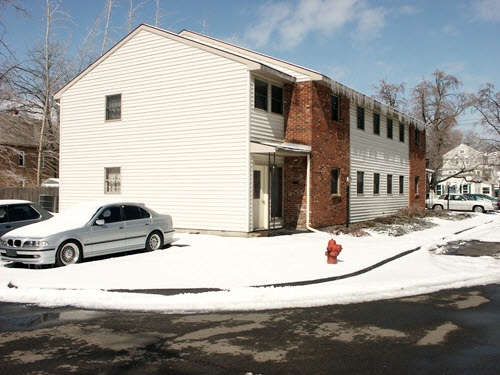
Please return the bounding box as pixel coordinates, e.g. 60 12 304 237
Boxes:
253 166 268 230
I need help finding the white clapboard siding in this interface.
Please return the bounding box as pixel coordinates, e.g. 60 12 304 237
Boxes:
349 103 409 222
59 29 253 232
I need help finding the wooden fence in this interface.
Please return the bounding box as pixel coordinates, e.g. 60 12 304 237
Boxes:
0 187 59 212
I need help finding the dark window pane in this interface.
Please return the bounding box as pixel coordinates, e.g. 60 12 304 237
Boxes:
357 106 365 130
253 170 261 199
357 171 364 194
331 95 339 121
271 85 283 114
98 206 122 223
399 175 404 194
387 119 393 139
124 206 151 220
399 123 405 142
373 113 380 135
18 152 25 167
331 168 339 194
387 174 393 194
139 207 150 218
8 204 40 222
254 79 268 110
124 206 141 220
373 173 380 194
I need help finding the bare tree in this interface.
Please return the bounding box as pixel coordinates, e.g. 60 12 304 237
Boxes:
0 0 28 106
101 0 116 55
372 71 471 191
12 0 73 185
411 70 469 188
0 1 30 185
155 0 162 27
371 79 406 111
126 0 148 33
471 83 500 152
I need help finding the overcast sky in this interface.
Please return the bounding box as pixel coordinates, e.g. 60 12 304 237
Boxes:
3 0 500 130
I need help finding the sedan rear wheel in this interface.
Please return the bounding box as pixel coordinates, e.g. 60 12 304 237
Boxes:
433 204 444 211
473 205 485 213
146 231 163 252
56 241 82 267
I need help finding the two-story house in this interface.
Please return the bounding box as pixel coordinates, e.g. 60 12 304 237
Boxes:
436 143 499 197
54 24 426 235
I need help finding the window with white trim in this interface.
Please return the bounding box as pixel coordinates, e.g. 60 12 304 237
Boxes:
254 78 283 115
106 94 121 121
105 167 121 194
18 151 25 167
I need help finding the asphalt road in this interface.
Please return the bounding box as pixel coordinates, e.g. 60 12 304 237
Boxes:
0 283 499 375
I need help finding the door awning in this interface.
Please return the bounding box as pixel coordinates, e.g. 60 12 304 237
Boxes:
250 140 311 156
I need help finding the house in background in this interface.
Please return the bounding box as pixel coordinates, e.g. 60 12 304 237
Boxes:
54 24 426 235
0 111 56 187
436 143 500 197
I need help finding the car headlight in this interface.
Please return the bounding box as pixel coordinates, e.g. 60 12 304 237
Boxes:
24 240 50 248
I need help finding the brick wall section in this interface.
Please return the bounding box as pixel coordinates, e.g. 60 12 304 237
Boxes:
283 82 309 227
408 124 426 208
283 81 350 228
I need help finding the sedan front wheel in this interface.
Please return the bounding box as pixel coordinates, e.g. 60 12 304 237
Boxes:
473 205 485 213
56 241 82 267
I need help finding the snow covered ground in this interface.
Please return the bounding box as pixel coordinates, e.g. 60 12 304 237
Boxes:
1 212 499 313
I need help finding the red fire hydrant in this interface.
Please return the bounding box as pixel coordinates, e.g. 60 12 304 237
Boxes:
325 239 342 264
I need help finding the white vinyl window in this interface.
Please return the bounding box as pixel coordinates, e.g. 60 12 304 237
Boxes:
18 151 25 167
106 94 121 121
105 167 121 194
254 78 283 115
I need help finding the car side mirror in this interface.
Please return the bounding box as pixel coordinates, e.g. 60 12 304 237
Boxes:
95 219 105 226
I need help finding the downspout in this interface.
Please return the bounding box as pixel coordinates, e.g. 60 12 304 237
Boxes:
305 153 321 233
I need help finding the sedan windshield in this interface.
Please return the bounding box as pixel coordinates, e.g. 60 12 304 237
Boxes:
52 202 106 227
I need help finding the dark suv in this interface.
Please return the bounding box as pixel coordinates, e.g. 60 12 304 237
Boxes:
0 200 53 237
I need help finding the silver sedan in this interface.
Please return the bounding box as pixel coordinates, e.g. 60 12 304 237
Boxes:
0 201 175 267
